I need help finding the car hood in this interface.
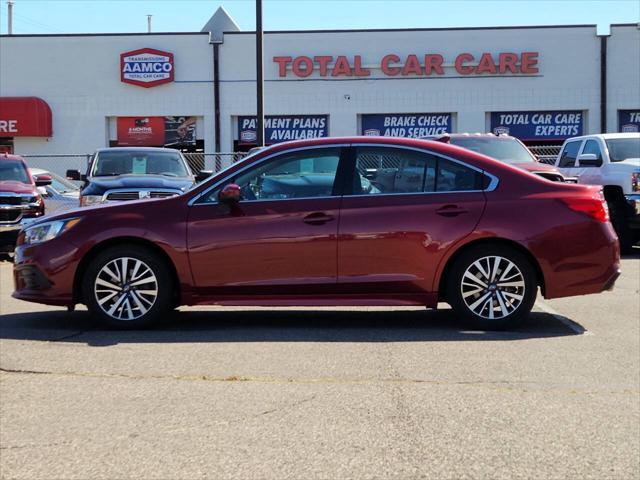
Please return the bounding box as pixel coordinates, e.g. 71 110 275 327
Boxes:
83 174 194 195
0 180 37 195
613 158 640 168
510 162 561 173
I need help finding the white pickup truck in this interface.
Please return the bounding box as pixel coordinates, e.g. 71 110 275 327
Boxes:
554 133 640 251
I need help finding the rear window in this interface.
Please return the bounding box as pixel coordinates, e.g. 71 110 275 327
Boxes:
449 137 536 164
0 159 30 184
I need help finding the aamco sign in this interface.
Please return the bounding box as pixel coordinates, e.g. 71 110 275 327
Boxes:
120 48 174 88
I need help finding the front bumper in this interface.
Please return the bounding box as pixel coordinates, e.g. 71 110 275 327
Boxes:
625 194 640 219
0 217 38 251
12 237 82 307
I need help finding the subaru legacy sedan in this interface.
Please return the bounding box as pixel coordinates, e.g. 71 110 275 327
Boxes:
13 137 620 330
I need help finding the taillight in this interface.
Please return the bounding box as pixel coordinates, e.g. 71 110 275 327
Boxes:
561 196 609 223
632 172 640 193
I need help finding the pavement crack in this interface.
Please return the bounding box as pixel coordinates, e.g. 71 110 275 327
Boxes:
51 330 87 342
0 368 637 396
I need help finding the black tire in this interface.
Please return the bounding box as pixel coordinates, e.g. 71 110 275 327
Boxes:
83 245 174 329
608 200 635 254
446 245 538 330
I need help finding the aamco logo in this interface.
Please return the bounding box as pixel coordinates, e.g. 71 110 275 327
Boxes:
120 48 174 88
622 124 639 133
493 126 510 135
364 129 380 136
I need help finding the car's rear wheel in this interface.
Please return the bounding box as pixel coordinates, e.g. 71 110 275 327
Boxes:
83 246 173 329
446 245 537 330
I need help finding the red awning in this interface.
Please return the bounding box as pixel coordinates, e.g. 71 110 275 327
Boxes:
0 97 53 137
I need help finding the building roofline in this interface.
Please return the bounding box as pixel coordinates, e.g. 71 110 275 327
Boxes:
610 23 640 27
222 23 598 35
0 32 209 38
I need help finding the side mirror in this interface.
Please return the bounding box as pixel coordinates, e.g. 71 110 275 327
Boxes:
34 174 52 187
577 153 602 167
218 183 241 204
196 170 213 183
66 169 81 181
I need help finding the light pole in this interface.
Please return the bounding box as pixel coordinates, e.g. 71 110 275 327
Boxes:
147 15 152 33
255 0 264 146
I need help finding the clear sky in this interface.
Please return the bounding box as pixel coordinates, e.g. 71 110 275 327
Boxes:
0 0 638 36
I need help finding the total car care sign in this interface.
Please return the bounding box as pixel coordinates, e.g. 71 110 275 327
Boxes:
120 48 174 88
490 111 584 140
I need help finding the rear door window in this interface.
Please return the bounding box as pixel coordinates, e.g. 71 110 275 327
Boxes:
349 146 489 195
558 141 581 168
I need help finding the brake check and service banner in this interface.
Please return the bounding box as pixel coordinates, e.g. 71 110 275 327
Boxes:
361 114 452 137
117 116 196 146
618 110 640 133
490 110 584 141
238 115 328 145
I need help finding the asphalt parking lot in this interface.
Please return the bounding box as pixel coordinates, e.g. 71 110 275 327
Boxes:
1 252 638 480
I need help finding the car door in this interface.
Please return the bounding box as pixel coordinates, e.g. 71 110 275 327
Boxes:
574 139 604 186
556 139 583 180
337 145 488 294
187 146 345 296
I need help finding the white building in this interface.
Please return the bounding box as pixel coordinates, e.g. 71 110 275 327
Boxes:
1 7 638 169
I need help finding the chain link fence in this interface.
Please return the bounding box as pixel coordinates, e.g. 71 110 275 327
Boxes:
19 152 248 178
528 145 561 165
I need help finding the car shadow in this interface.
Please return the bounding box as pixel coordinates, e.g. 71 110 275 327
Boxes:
0 307 587 347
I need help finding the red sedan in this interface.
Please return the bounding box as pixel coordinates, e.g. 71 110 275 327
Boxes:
13 137 620 330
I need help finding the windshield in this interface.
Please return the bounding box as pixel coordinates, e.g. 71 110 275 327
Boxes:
449 137 537 164
0 159 30 183
606 138 640 162
92 151 190 177
48 172 80 194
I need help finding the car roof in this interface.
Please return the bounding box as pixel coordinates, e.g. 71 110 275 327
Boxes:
564 133 640 141
94 147 183 153
0 153 26 162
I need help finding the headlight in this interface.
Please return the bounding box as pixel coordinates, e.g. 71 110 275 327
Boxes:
80 195 103 207
20 218 82 246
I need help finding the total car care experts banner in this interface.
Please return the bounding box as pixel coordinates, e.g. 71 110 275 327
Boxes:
117 116 196 147
618 110 640 133
361 114 452 138
490 111 584 141
238 115 328 145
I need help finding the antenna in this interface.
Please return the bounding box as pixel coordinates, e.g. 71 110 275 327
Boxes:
7 0 14 35
147 14 152 33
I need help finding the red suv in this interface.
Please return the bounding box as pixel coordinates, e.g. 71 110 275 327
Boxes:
13 137 620 330
0 154 50 252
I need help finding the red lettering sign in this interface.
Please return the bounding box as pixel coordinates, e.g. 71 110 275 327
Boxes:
273 52 540 78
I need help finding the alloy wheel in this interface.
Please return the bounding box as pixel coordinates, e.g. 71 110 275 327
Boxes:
94 257 158 321
460 255 526 320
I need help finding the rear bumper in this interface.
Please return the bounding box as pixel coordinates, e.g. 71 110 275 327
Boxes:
540 220 621 300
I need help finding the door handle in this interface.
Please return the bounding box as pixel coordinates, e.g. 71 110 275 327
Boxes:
436 205 468 217
303 212 335 225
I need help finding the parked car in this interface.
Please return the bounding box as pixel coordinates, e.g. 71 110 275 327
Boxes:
14 137 619 330
554 133 640 251
0 154 50 252
66 147 203 207
430 133 576 183
30 168 80 216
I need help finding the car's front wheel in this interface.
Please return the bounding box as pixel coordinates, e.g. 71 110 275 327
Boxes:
446 245 537 330
83 245 174 329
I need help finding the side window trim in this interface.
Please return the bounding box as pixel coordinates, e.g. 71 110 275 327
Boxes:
191 144 348 205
